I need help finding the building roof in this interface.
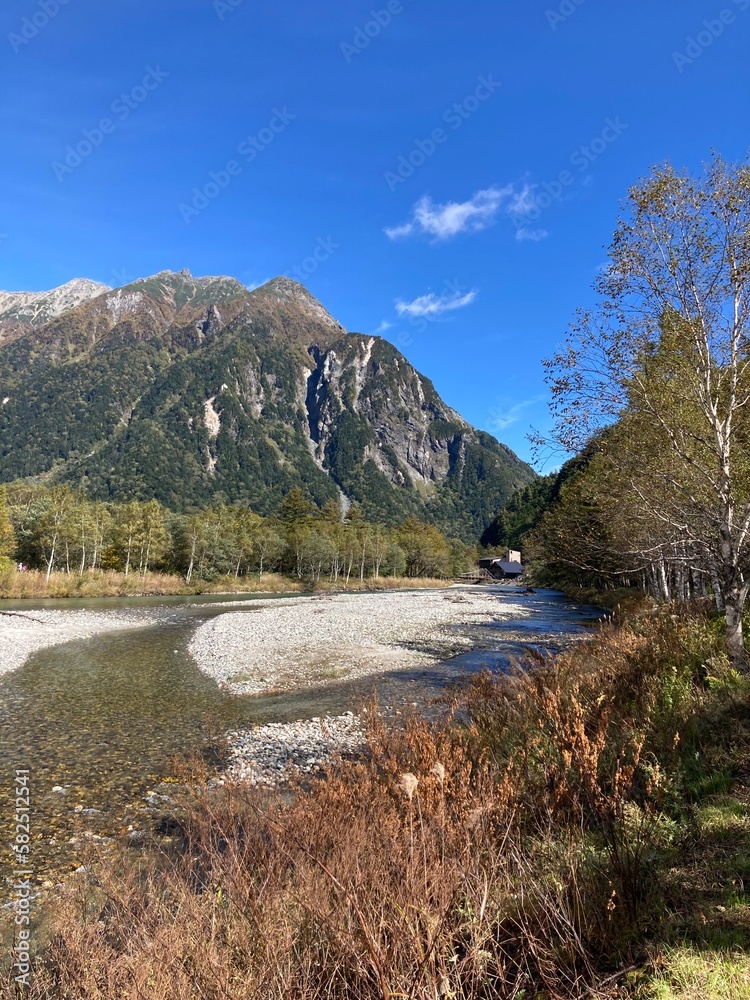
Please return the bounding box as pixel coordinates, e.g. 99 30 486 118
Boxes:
478 558 525 574
495 561 524 574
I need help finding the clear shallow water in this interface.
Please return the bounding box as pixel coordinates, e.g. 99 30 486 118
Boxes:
0 587 599 890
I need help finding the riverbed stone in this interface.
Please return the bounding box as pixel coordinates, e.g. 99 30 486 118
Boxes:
221 713 366 787
189 588 528 696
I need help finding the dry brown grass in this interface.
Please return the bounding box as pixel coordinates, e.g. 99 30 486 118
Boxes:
0 568 189 599
0 569 447 601
6 719 603 999
4 605 746 998
0 569 303 599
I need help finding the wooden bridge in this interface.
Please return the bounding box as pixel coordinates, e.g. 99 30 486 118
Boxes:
452 569 493 584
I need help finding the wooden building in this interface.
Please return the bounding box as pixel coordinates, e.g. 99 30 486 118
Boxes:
476 555 525 581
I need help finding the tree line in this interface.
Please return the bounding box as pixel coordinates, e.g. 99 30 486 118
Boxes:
531 154 750 663
0 483 473 584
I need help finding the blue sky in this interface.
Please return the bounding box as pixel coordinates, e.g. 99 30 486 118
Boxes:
1 0 748 463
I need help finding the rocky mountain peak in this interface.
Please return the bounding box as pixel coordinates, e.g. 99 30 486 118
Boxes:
128 269 247 298
0 277 111 327
255 276 345 332
0 270 344 337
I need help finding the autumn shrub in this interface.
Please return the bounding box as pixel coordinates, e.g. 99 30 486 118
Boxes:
455 606 729 949
2 605 739 999
5 736 600 999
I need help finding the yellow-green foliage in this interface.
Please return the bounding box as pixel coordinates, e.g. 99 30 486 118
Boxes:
0 488 15 559
1 481 472 586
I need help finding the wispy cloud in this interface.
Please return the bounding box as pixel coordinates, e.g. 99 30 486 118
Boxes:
395 288 477 319
506 183 537 217
385 187 511 242
385 182 552 244
488 394 546 432
506 183 550 241
373 319 392 334
515 226 549 242
242 273 274 291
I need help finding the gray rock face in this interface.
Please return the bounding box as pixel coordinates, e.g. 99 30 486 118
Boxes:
305 334 464 490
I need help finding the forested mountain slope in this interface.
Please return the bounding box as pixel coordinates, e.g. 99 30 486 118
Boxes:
0 270 535 540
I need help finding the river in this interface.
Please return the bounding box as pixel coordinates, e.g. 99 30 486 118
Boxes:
0 587 598 892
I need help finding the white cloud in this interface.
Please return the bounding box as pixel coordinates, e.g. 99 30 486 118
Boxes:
395 288 477 318
385 181 556 245
506 183 538 218
504 182 551 241
244 277 273 291
385 187 511 242
382 222 414 240
488 395 546 432
374 319 392 334
515 226 549 242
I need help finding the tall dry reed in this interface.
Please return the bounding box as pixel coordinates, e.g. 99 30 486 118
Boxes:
2 605 729 999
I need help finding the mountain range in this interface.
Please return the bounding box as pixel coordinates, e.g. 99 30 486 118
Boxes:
0 270 535 540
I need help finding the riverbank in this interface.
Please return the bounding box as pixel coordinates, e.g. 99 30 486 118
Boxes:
10 603 748 998
0 569 301 600
0 568 450 601
0 607 159 678
189 587 527 696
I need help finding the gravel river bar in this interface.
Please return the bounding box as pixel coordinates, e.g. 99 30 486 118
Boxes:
189 588 528 696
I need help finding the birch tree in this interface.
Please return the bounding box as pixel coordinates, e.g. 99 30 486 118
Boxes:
253 525 285 577
0 488 15 564
232 508 262 578
114 502 142 577
183 513 208 584
38 487 74 582
137 500 169 576
544 155 750 662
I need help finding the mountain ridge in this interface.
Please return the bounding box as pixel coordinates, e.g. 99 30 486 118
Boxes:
0 277 112 342
0 269 535 540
